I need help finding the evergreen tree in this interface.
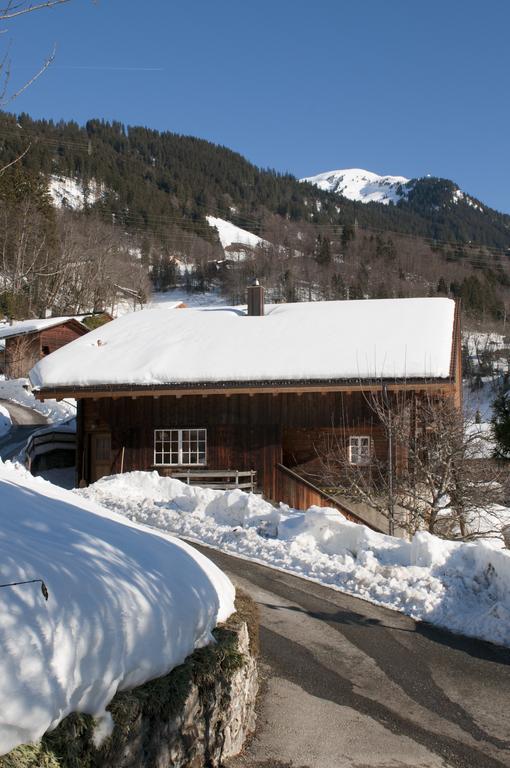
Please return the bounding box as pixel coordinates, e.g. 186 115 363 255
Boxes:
315 234 332 265
492 389 510 458
437 276 448 294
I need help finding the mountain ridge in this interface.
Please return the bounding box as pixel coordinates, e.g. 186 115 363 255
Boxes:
1 111 509 250
301 167 491 216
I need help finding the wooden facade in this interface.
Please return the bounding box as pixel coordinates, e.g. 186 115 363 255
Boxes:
73 381 457 525
38 299 462 528
4 319 89 378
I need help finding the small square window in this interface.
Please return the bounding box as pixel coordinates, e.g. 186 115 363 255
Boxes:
349 436 372 466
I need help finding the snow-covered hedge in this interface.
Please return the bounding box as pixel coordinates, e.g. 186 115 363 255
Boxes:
80 471 510 649
0 462 235 756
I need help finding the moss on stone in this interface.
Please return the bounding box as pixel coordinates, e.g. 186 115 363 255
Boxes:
0 591 259 768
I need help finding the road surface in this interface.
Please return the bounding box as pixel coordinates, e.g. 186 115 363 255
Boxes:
192 544 510 768
0 399 46 460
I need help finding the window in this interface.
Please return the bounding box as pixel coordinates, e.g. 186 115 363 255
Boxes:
348 436 372 466
154 428 207 466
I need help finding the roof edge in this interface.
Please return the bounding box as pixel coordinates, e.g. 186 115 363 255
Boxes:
34 376 457 400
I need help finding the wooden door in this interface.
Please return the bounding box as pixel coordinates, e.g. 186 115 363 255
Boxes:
90 432 112 482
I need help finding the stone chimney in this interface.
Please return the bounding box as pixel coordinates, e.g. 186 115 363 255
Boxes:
247 279 264 316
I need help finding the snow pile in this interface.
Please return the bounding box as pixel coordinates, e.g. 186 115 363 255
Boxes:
0 403 11 437
301 168 410 205
48 175 104 211
80 471 510 648
0 377 75 423
30 297 456 389
206 215 267 253
0 462 234 756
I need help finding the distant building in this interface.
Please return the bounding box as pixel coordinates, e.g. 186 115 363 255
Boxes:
0 317 90 378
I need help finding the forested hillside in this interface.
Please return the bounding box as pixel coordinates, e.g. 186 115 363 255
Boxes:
0 111 509 247
0 110 509 325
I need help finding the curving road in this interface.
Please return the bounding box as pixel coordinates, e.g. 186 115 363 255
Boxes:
0 399 46 461
191 544 510 768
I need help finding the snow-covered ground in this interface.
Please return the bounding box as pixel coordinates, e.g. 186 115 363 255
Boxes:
80 470 510 649
148 288 229 310
206 215 267 255
48 175 105 210
114 287 229 317
0 404 11 437
0 377 75 423
461 329 510 456
0 461 235 756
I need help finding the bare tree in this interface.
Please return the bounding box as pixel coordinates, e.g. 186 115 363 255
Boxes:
316 389 509 541
0 0 72 173
5 331 37 377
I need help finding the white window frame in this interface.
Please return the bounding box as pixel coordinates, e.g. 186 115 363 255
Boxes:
348 435 372 466
154 428 207 467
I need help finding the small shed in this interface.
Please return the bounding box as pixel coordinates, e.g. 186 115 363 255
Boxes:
0 316 90 378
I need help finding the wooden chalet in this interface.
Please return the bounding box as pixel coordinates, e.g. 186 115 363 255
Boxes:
0 316 90 378
30 288 462 529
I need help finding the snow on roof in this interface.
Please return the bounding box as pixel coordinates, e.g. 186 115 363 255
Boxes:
0 316 86 340
30 297 456 391
0 461 235 754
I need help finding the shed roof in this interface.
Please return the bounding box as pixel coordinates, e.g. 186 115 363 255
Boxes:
0 316 88 341
30 298 457 393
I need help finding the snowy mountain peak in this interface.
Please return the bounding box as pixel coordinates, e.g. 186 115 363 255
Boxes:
300 168 410 205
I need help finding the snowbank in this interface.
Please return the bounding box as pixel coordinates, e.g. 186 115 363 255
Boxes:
0 462 235 756
80 471 510 649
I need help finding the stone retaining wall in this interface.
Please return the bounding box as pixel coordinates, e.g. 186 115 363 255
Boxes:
1 600 258 768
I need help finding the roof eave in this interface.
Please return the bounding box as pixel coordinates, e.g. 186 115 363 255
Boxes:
34 376 457 401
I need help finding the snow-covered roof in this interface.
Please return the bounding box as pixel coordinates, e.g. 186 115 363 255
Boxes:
0 316 87 340
30 297 457 392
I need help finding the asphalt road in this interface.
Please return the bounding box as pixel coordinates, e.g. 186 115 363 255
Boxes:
0 399 46 460
192 544 510 768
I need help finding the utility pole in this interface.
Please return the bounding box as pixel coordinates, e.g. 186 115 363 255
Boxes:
382 383 395 536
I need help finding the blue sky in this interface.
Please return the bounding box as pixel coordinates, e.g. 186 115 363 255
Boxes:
6 0 510 212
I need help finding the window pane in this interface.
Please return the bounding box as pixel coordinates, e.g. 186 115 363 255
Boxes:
154 428 207 465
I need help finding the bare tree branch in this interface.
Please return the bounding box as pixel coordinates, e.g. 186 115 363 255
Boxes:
0 139 30 173
1 42 55 105
0 0 70 20
315 389 509 542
